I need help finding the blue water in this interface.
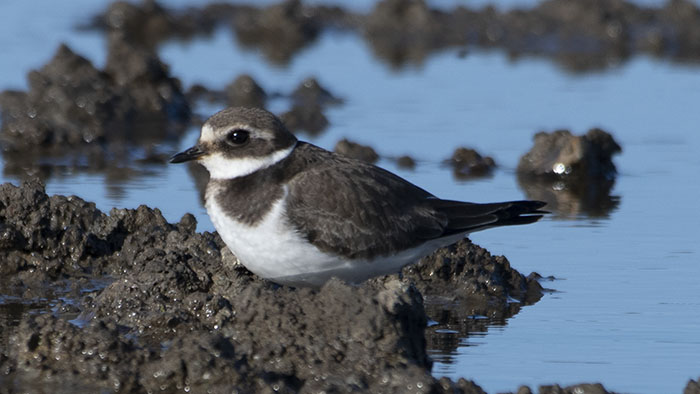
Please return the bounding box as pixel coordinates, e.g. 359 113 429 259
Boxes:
1 1 699 393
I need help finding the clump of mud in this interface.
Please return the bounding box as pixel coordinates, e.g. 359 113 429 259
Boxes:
334 138 380 163
0 180 558 393
281 77 342 135
401 239 544 358
365 0 700 70
517 128 622 218
446 147 496 180
535 383 614 394
280 103 330 135
517 128 621 181
226 74 268 108
290 77 343 107
0 36 190 178
187 74 338 136
686 377 700 394
91 0 356 65
90 0 700 70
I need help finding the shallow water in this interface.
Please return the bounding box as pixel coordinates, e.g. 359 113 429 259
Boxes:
1 1 700 393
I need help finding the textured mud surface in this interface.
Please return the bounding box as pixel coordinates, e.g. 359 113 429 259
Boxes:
402 239 545 359
0 37 190 180
0 180 597 393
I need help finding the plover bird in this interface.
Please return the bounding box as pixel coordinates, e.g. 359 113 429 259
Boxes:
171 107 545 287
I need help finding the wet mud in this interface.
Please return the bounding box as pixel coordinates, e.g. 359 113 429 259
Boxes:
281 78 342 135
396 155 417 169
446 147 496 180
402 239 544 361
0 180 580 393
334 138 380 163
226 74 268 109
0 36 190 188
686 377 700 394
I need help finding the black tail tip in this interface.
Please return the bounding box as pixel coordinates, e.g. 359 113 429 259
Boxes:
505 200 548 225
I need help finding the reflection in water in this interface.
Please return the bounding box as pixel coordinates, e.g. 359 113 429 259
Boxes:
0 301 35 354
403 239 546 368
517 174 620 218
1 150 168 199
425 297 526 366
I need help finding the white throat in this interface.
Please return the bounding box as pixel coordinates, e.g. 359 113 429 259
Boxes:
201 143 296 179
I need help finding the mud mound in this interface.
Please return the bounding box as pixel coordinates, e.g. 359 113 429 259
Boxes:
516 128 622 218
0 38 189 178
0 181 489 392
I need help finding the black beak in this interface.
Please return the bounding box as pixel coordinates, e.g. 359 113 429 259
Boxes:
170 145 205 163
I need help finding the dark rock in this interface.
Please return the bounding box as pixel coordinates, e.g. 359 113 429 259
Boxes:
447 147 496 180
226 74 267 108
334 138 380 163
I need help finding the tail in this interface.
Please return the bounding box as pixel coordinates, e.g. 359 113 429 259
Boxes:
428 199 547 236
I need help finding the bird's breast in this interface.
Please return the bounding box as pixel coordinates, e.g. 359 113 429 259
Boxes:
205 186 342 280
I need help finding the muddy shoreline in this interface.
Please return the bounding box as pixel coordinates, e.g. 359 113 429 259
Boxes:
0 180 616 393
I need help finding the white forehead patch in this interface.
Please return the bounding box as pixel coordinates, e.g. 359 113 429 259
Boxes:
200 144 296 179
199 123 216 143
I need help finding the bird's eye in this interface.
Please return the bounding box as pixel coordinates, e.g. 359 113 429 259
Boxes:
226 129 250 146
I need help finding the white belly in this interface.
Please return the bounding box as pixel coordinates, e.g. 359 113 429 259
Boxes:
206 190 464 287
